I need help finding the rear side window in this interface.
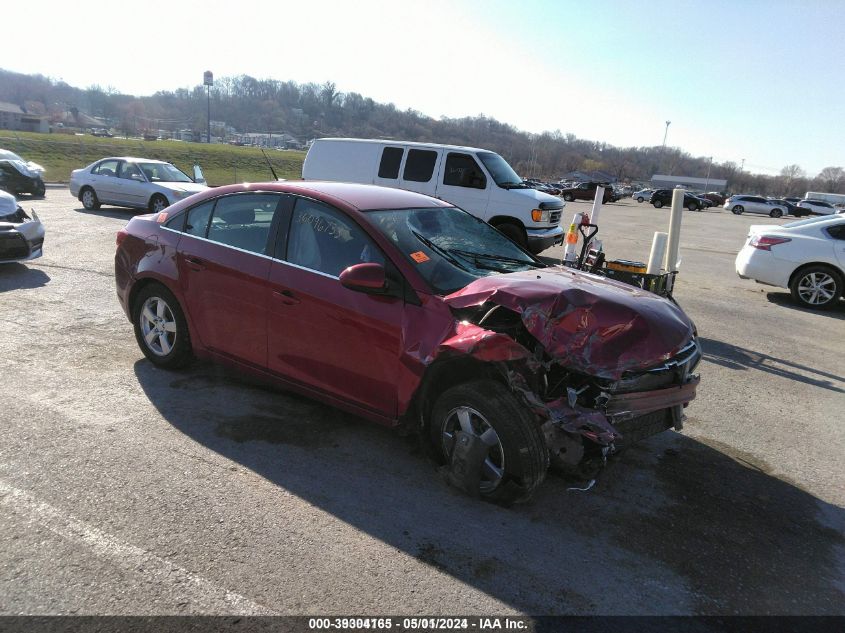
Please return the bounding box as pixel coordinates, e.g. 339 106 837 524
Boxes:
185 200 215 237
443 153 487 189
826 224 845 240
403 149 438 182
207 194 281 255
378 147 404 179
94 159 119 177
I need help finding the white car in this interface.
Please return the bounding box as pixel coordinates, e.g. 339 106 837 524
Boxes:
633 189 654 203
69 157 208 213
797 199 837 215
735 215 845 309
0 190 45 263
723 195 787 218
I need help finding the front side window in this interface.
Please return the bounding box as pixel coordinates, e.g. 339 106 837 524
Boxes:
402 149 438 182
367 206 543 295
94 160 119 177
378 147 403 179
287 198 384 277
119 162 143 180
443 153 487 189
207 194 281 254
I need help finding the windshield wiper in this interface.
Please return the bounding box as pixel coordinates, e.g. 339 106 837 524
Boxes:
448 248 545 269
497 182 529 189
410 229 471 273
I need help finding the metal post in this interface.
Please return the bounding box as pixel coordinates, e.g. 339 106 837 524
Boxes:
660 120 671 173
207 85 211 144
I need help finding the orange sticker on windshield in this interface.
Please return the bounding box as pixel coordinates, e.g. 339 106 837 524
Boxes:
410 251 430 263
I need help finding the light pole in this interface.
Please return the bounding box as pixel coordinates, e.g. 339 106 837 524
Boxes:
203 71 213 143
660 120 671 174
704 156 713 192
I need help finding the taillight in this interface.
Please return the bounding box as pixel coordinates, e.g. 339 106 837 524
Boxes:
750 235 791 251
116 229 129 247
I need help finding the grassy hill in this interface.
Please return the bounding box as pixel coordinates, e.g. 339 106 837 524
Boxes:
0 131 306 185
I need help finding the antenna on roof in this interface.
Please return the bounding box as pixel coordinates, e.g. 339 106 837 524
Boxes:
260 149 279 181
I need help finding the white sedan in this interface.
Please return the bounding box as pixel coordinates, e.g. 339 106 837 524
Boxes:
735 215 845 309
69 157 208 213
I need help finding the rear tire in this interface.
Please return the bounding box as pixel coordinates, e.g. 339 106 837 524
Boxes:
80 187 100 210
653 199 663 209
429 380 548 505
563 193 574 201
132 283 193 368
770 208 783 218
789 265 843 310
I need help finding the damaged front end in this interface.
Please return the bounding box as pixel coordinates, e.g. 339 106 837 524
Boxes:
0 206 45 263
440 267 701 471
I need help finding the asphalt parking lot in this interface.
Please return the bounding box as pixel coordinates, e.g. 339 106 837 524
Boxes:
1 189 843 616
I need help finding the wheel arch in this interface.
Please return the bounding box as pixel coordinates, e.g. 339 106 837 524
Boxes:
788 261 845 288
487 215 525 230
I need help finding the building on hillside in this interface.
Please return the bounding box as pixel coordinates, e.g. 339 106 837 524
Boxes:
559 169 617 183
0 102 49 133
651 174 728 192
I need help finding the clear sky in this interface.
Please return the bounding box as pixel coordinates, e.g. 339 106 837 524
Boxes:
4 0 843 176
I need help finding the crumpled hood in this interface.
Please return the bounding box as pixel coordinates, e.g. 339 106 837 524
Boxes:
444 266 695 380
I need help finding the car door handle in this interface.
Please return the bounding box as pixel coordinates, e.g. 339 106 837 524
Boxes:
184 256 205 271
273 288 301 305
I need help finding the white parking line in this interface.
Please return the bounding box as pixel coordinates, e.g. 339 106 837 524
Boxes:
0 480 275 614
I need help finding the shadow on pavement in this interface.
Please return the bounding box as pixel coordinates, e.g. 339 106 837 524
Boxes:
700 337 844 394
74 206 148 220
764 291 845 319
0 263 50 292
133 360 845 615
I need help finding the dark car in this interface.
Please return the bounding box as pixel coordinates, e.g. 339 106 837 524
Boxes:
560 181 614 203
0 159 46 197
650 189 704 211
698 192 726 206
767 198 806 217
116 182 700 503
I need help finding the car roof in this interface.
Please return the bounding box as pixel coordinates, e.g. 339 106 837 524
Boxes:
315 137 496 155
95 156 171 164
187 181 452 212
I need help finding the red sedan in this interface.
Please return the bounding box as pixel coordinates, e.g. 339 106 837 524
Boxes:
116 181 700 503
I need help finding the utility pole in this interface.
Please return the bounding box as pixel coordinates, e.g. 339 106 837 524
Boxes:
704 156 713 191
204 71 214 143
740 158 745 172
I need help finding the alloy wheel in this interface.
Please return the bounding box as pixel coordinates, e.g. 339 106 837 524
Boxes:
139 296 178 356
797 272 837 306
441 406 505 492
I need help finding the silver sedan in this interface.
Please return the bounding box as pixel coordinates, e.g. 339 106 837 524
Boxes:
69 157 208 212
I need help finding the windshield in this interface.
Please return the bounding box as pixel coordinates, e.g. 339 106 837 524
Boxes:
137 162 193 183
367 206 544 295
476 151 526 188
0 150 24 162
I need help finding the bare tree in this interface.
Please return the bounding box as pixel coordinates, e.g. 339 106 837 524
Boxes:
816 166 844 192
779 164 805 196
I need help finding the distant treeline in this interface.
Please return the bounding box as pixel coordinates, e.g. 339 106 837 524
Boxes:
1 68 842 196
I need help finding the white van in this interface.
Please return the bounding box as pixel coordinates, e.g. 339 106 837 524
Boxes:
302 138 564 254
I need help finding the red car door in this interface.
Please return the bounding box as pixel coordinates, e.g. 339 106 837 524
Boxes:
177 193 284 367
266 197 403 416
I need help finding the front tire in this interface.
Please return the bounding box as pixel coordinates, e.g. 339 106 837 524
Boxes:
789 266 842 310
637 196 644 203
429 380 548 504
33 181 46 198
495 221 528 249
563 193 574 202
653 199 664 209
80 187 100 210
149 194 169 213
132 283 193 368
770 208 783 218
687 202 698 212
732 205 744 215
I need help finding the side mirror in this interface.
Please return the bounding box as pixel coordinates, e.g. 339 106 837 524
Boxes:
192 164 206 184
339 263 386 293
